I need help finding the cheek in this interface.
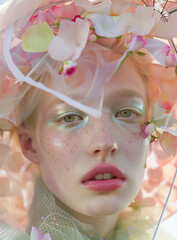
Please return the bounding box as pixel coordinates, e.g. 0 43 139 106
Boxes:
38 124 82 167
117 123 149 163
36 124 84 197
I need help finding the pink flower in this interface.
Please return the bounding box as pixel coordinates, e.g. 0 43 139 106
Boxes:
142 123 156 138
30 227 51 240
50 2 81 20
89 33 97 42
48 18 90 61
72 15 81 22
126 35 146 52
114 35 146 74
63 61 78 78
145 39 177 67
150 64 177 103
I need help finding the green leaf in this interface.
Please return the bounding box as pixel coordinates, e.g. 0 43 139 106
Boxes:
175 66 177 76
22 22 55 52
128 51 134 57
136 51 146 56
114 53 130 75
58 65 64 75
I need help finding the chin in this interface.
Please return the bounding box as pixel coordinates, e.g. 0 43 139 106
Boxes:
86 195 128 217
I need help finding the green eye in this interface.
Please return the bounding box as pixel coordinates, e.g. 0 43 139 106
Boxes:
56 113 84 125
115 109 141 120
64 115 76 123
119 110 132 118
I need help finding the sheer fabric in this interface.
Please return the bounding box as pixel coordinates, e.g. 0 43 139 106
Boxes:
0 177 176 240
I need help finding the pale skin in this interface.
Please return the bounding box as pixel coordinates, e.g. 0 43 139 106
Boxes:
18 61 150 237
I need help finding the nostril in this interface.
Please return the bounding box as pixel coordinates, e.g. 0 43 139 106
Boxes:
111 148 116 154
94 150 101 154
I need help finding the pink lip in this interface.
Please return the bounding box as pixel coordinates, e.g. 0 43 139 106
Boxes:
81 164 126 192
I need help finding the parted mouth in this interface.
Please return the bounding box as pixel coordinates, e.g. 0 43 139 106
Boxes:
81 164 126 183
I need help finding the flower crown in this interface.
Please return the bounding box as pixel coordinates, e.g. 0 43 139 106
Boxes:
21 0 177 77
0 0 177 156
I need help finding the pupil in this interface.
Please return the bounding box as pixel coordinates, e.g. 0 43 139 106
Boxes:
122 110 131 117
64 115 74 122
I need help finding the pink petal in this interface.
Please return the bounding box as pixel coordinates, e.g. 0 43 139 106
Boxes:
145 39 170 66
51 2 81 20
160 80 177 101
159 132 177 156
165 53 177 67
30 227 51 240
127 35 146 52
142 123 155 138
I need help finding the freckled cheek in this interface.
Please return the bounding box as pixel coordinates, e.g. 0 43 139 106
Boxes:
117 126 148 163
38 126 82 168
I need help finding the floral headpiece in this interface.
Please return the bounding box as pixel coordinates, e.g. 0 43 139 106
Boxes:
0 0 177 156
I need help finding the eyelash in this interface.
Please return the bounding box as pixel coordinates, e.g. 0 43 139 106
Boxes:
55 113 84 125
54 108 142 126
115 109 141 121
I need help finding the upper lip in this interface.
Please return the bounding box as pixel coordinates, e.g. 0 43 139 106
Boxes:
81 164 126 183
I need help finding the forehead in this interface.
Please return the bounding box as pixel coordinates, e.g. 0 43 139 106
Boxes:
105 60 146 98
39 59 146 114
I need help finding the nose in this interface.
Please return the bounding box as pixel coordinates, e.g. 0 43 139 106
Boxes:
87 112 119 159
88 122 118 157
93 143 118 156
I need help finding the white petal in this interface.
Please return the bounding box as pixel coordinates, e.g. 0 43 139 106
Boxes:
48 19 89 61
158 126 177 137
71 18 90 60
74 0 111 12
152 101 167 121
87 14 132 37
48 36 74 61
129 6 161 36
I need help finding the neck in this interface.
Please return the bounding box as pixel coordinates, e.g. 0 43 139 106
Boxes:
72 211 119 237
54 196 119 237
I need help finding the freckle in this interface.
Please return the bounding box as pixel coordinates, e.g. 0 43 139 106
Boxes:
66 168 70 171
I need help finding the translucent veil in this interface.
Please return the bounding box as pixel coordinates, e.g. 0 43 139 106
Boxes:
0 0 177 239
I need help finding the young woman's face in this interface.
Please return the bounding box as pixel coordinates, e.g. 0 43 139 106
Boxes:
34 61 150 217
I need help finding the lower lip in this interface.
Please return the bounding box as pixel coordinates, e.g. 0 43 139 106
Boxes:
82 179 125 192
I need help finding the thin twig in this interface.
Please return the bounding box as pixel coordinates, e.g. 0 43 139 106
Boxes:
161 0 169 13
152 169 177 240
141 0 149 6
165 0 177 10
168 39 177 54
169 6 177 13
